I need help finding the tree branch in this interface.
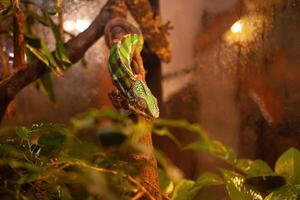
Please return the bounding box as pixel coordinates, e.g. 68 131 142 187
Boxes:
0 0 127 121
125 0 171 63
104 17 162 200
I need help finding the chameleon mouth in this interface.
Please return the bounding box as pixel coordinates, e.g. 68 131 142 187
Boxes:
150 107 159 118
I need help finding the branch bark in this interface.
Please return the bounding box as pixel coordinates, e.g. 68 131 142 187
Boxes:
127 1 165 198
104 17 162 200
125 0 171 62
129 117 162 200
0 0 127 121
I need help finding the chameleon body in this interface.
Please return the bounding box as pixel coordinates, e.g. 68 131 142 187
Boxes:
107 24 159 119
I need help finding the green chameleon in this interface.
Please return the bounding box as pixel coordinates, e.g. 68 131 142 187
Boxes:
106 20 159 119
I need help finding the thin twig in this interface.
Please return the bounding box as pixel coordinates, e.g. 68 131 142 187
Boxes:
131 190 144 200
56 161 156 200
0 43 10 78
13 0 26 70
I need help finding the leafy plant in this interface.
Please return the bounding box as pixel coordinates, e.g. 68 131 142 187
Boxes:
0 0 73 103
154 119 300 200
0 109 158 199
0 108 299 199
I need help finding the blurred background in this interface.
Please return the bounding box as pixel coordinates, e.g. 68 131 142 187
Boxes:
2 0 300 192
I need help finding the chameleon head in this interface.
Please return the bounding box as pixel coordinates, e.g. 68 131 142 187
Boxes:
128 79 159 119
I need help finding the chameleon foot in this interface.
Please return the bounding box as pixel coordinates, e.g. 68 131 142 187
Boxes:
108 90 131 115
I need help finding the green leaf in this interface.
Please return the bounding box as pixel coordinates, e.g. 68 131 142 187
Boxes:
39 74 56 103
40 39 62 74
172 179 196 200
38 131 66 155
187 138 236 165
30 12 50 26
275 148 300 183
236 159 274 177
45 12 71 69
18 172 42 184
71 114 98 131
153 127 181 147
264 185 300 200
30 123 65 133
155 150 183 182
245 175 286 192
154 119 207 139
8 159 43 172
194 172 223 187
221 169 264 200
158 168 174 195
172 173 223 200
0 144 24 158
0 1 11 19
0 0 12 22
15 127 31 141
26 44 49 66
55 42 71 68
25 34 61 75
25 34 43 48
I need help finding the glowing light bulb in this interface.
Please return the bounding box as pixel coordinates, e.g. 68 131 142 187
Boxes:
231 21 242 33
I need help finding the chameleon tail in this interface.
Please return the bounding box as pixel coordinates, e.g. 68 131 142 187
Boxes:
104 18 141 48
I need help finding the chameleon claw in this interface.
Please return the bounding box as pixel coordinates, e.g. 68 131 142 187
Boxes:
108 90 128 111
160 20 173 35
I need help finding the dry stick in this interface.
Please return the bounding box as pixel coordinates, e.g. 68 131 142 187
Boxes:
0 43 10 78
56 161 155 200
132 190 145 200
13 0 26 70
0 0 127 121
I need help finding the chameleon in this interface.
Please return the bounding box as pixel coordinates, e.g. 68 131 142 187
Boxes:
104 18 159 119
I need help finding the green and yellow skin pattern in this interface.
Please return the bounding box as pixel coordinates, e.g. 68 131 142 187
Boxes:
108 33 159 119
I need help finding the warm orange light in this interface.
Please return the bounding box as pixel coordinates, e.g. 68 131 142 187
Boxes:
64 19 90 32
231 21 242 33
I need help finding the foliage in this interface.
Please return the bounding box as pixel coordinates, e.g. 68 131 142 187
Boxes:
154 119 300 200
0 0 73 103
0 108 300 199
0 108 152 199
